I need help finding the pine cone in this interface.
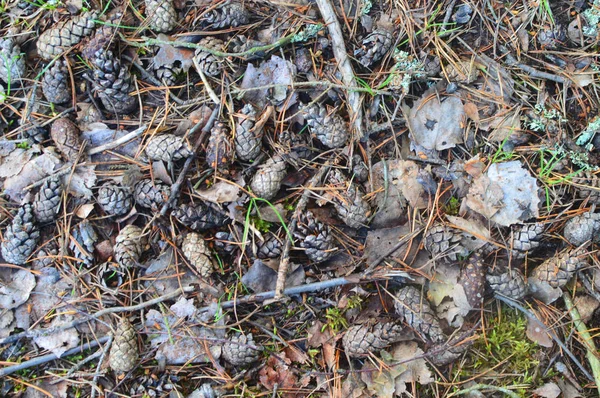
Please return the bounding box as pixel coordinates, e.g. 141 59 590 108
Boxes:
109 319 139 373
154 63 181 86
257 234 282 259
0 38 25 84
355 28 393 67
20 125 48 145
222 333 262 366
145 0 177 32
194 37 224 77
486 268 527 300
304 104 349 148
97 183 133 216
511 223 545 258
34 241 59 268
51 118 82 162
573 171 600 204
352 154 369 183
98 261 124 290
90 49 138 114
563 212 600 247
530 248 588 288
37 11 98 60
423 224 468 263
327 169 370 228
81 9 124 61
173 202 229 230
33 176 63 223
294 211 334 263
278 130 312 160
394 285 445 344
182 232 213 278
70 220 98 267
206 121 233 171
42 59 71 104
145 134 193 162
114 225 146 268
202 2 249 29
214 231 237 254
342 321 404 357
133 179 170 210
235 104 262 162
250 155 286 200
459 252 487 308
1 204 40 265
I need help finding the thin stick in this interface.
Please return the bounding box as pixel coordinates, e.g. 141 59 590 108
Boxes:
90 335 113 398
87 125 147 155
449 384 520 398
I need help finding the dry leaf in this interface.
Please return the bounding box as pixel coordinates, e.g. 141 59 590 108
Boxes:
241 260 304 293
259 352 302 397
75 203 95 219
33 315 80 357
0 310 15 338
463 102 480 122
0 269 36 310
4 151 62 202
0 146 36 178
153 34 195 72
487 109 522 142
155 326 221 364
533 382 561 398
195 179 243 203
170 297 197 319
526 316 553 348
240 55 297 110
573 295 599 323
363 224 413 266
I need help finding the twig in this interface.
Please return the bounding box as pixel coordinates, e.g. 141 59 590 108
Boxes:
314 0 363 139
194 63 220 105
90 335 113 398
87 125 147 155
449 384 520 398
159 107 220 216
503 51 569 84
563 293 600 394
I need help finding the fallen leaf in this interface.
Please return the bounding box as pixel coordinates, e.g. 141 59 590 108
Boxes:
240 55 297 110
573 295 599 323
0 310 15 338
64 165 97 199
0 269 36 310
241 260 304 293
526 315 553 348
195 178 242 203
153 34 195 72
155 326 221 364
533 382 561 398
82 127 142 169
152 161 173 185
255 203 288 223
170 297 197 319
487 109 522 143
0 146 36 178
145 309 179 347
259 352 300 397
33 315 80 357
4 151 62 202
392 342 434 394
463 102 480 122
428 264 460 306
75 203 95 219
556 379 583 398
284 345 309 365
24 380 68 398
363 224 413 266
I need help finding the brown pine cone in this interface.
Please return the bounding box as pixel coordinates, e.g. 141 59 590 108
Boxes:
173 202 229 231
573 171 600 204
109 318 139 373
97 183 133 216
81 9 124 61
342 321 404 357
511 223 545 258
90 49 138 114
459 252 487 308
37 11 99 60
222 333 262 366
145 134 193 162
257 233 282 259
51 118 82 162
250 155 286 200
423 224 468 263
294 211 334 263
486 268 527 300
33 176 63 223
70 220 98 267
327 169 370 228
145 0 177 32
181 232 213 278
235 104 262 162
1 204 40 265
0 38 25 84
394 285 445 344
206 121 233 171
133 179 170 210
114 225 147 268
428 339 472 367
530 248 588 288
563 212 600 247
202 2 249 29
303 104 349 148
42 59 71 104
194 37 224 77
355 28 393 67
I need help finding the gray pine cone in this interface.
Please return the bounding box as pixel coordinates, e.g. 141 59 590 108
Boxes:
1 204 40 265
235 104 262 161
394 285 445 344
355 28 393 67
206 121 233 171
37 11 98 60
114 225 146 268
573 171 600 204
222 333 262 366
257 234 282 259
304 104 349 148
486 268 527 300
134 179 170 211
154 63 182 86
145 0 177 32
70 220 98 267
278 130 312 161
563 212 600 246
459 252 487 308
202 2 249 29
328 169 370 228
423 224 468 263
342 321 404 357
97 183 133 216
294 211 334 263
50 118 82 162
182 232 213 278
42 59 71 104
109 318 139 373
33 241 59 268
90 49 138 114
194 37 224 77
0 38 25 84
173 202 229 230
511 223 544 258
250 155 286 200
145 134 193 162
530 248 588 288
352 154 369 183
33 176 63 223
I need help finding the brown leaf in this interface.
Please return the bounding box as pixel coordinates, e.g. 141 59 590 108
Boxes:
153 34 195 72
75 203 95 219
284 345 309 365
533 382 561 398
573 295 599 323
526 315 553 348
259 352 298 396
463 102 480 122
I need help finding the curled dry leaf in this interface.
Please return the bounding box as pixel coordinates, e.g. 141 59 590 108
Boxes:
153 33 195 72
240 55 297 110
0 269 36 310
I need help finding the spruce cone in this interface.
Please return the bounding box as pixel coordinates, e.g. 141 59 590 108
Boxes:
459 252 487 308
99 261 125 290
202 2 249 29
294 211 334 263
154 63 181 86
327 169 370 228
70 220 98 267
573 171 600 204
394 285 445 344
133 179 170 210
486 269 527 300
194 37 224 77
181 232 213 278
304 104 349 148
257 234 282 259
90 49 138 114
33 176 63 223
235 104 262 162
250 155 286 200
222 333 262 366
355 28 393 67
37 11 98 60
1 204 40 265
145 134 193 162
51 118 82 162
342 321 404 357
42 59 71 104
423 224 468 263
145 0 177 32
563 212 600 247
530 248 588 288
114 225 146 268
109 319 139 373
0 38 25 84
97 183 133 216
206 121 233 171
173 202 229 231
